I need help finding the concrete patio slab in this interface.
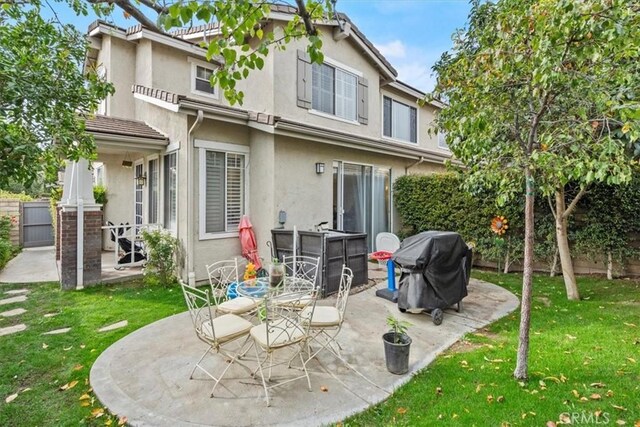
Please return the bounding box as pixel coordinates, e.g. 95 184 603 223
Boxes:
4 289 29 295
98 320 128 332
0 246 58 284
0 295 27 306
0 308 26 317
0 324 27 337
91 279 519 427
43 327 71 335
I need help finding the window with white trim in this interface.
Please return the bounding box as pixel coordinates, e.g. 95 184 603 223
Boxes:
201 149 246 235
163 153 177 231
193 65 216 96
438 131 450 150
312 62 357 121
383 96 417 143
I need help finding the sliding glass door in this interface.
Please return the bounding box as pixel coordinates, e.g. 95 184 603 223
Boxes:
333 161 391 250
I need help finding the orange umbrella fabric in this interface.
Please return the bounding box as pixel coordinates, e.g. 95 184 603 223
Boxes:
238 215 261 270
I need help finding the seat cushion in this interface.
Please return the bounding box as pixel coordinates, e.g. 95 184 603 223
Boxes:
301 306 341 327
250 319 305 349
201 314 252 344
276 294 314 309
218 296 259 315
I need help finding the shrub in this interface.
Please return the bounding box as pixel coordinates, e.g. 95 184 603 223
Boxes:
394 172 640 274
141 229 180 287
0 190 33 202
0 215 19 269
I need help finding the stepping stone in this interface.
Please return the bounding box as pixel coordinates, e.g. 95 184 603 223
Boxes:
43 313 58 318
0 296 27 306
0 308 26 317
98 320 128 332
0 324 27 337
43 327 71 335
5 289 29 295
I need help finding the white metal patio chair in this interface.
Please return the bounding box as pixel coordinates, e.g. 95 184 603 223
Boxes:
250 290 318 406
280 255 321 308
302 265 354 362
206 259 259 316
180 281 254 397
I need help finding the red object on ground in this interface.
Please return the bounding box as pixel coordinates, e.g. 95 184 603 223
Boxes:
370 250 393 261
238 215 262 270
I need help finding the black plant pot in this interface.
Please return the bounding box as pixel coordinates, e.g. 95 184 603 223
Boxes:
382 332 412 375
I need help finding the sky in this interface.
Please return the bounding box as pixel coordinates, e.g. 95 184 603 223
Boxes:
48 0 472 93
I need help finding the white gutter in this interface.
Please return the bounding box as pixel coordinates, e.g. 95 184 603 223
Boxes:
186 110 204 285
76 163 84 290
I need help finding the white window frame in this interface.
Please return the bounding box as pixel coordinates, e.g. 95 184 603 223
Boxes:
163 152 178 234
310 56 362 124
146 154 160 225
438 131 450 150
381 93 420 145
188 57 219 99
196 140 250 240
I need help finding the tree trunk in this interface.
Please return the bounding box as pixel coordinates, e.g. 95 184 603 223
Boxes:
550 247 559 277
555 188 580 300
607 252 613 280
514 169 535 380
503 251 510 274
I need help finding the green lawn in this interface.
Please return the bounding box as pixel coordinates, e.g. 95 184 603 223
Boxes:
0 280 184 426
346 272 640 426
1 274 639 426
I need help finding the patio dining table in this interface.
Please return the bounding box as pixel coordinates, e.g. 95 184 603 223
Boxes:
235 276 316 300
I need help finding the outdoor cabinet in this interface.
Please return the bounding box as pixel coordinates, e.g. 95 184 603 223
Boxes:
271 229 369 297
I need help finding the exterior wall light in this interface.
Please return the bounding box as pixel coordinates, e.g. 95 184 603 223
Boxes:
135 172 147 187
315 162 325 174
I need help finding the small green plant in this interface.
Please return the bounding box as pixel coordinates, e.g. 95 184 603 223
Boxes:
0 215 19 269
141 229 180 287
93 185 108 205
386 315 412 343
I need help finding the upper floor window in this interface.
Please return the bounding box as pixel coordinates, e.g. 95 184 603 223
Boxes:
383 96 417 143
312 62 357 121
438 131 450 150
189 57 218 98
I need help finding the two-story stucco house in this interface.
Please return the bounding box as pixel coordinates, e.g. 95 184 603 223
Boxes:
83 6 451 283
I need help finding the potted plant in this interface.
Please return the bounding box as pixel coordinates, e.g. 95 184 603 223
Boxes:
383 315 412 375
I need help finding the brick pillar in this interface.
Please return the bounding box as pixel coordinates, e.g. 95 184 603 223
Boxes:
59 207 102 290
55 206 61 261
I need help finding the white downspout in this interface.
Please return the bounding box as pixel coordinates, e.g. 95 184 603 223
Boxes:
187 110 204 286
405 156 426 174
76 162 84 290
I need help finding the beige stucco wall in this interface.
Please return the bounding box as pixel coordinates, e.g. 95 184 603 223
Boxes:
105 36 136 118
272 24 382 140
272 135 446 244
189 119 251 281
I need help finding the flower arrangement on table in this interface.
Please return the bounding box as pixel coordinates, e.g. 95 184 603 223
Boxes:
244 262 258 284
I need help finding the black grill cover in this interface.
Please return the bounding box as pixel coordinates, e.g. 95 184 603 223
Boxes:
392 231 472 311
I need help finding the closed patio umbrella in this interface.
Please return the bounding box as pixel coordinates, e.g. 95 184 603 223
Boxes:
239 215 261 270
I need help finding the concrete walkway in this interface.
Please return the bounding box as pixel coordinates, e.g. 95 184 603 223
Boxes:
0 247 58 284
91 279 519 427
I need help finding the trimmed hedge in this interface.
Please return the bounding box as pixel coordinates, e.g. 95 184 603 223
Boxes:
394 173 640 274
